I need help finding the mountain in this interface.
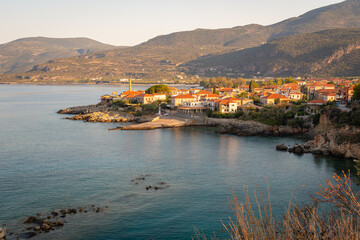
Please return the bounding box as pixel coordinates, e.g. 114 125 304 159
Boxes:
185 28 360 77
0 37 117 74
1 0 360 83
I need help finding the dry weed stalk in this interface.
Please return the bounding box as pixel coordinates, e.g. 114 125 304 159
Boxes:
194 171 360 240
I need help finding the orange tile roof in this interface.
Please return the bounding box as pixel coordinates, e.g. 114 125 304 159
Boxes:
308 100 327 104
218 88 234 92
198 90 212 95
174 94 197 99
262 94 288 99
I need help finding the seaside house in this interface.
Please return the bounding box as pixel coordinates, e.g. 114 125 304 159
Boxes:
134 94 155 104
218 98 239 113
171 94 198 107
178 101 207 115
120 90 143 98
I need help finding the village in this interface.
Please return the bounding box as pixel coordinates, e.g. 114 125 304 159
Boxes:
100 77 357 120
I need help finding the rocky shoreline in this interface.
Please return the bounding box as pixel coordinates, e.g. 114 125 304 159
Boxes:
58 104 152 123
276 114 360 160
207 118 309 137
58 104 360 161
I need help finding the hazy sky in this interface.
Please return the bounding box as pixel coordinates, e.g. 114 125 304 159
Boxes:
0 0 344 46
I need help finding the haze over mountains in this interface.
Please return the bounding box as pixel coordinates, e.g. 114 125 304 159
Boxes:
186 28 360 77
1 0 360 83
0 37 117 74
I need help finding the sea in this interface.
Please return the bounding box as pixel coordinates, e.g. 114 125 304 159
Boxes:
0 84 358 240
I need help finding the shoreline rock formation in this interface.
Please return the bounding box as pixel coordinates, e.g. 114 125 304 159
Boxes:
277 114 360 160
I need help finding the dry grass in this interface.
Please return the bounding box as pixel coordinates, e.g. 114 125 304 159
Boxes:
194 171 360 240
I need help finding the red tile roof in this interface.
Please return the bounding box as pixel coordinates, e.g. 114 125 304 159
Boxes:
308 99 327 104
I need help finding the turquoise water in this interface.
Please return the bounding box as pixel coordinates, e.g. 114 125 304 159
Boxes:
0 84 358 240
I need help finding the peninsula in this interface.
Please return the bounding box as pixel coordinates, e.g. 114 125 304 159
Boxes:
58 77 360 161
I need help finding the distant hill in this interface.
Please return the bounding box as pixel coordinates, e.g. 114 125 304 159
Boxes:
1 0 360 83
185 28 360 77
0 37 117 74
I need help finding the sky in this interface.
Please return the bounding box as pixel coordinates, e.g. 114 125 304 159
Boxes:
0 0 344 46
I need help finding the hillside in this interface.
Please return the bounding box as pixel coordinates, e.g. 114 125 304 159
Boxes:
1 0 360 83
185 28 360 77
0 37 117 74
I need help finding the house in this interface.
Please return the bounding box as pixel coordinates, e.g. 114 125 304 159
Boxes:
218 99 239 113
120 90 143 98
307 99 326 114
260 94 290 105
218 88 234 96
169 87 181 96
239 102 262 112
153 93 167 101
344 85 355 102
178 101 206 115
122 92 142 101
197 90 213 96
188 88 201 94
239 98 254 105
134 94 155 104
287 92 303 100
171 94 198 107
199 93 222 101
320 92 336 102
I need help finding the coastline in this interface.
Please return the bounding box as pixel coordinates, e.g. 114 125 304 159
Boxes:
58 103 360 161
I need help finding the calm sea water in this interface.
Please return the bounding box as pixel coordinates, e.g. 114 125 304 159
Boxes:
0 84 358 240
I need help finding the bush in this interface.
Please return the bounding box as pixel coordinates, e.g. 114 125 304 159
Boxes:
207 110 244 118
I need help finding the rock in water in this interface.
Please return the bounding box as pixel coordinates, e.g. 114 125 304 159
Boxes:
276 144 288 151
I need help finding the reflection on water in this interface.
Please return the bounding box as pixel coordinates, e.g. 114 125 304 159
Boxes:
0 85 359 240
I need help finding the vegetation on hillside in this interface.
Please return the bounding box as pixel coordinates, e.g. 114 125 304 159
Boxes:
206 103 309 128
186 28 360 78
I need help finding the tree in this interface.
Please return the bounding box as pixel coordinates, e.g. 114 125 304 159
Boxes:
352 84 360 101
146 84 171 95
249 80 253 93
275 78 283 85
275 98 280 105
212 86 219 95
285 77 297 83
238 92 249 98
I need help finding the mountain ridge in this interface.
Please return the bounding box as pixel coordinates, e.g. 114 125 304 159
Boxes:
1 0 360 83
0 37 118 74
185 28 360 77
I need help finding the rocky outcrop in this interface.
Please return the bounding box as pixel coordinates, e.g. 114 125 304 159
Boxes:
69 111 134 123
57 103 112 115
284 126 360 160
208 118 307 137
